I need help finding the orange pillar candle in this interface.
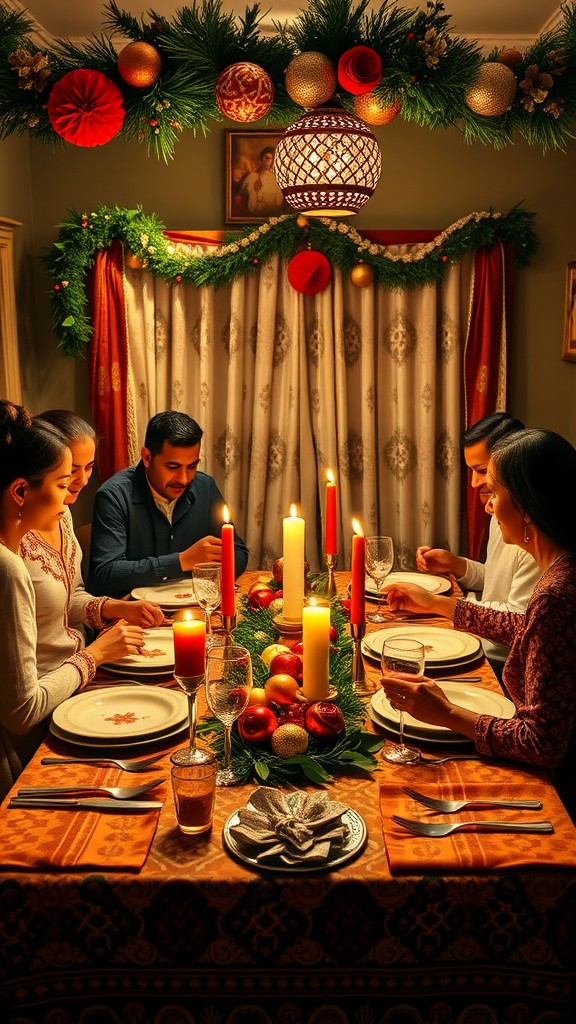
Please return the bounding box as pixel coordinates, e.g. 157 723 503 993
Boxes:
173 615 206 677
220 505 235 617
302 598 330 700
283 503 305 622
325 469 337 556
350 519 366 626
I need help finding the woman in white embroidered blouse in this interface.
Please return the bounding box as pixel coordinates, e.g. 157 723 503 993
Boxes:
20 410 165 680
0 402 149 798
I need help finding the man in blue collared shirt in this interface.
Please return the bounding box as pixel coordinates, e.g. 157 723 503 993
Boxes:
87 411 248 597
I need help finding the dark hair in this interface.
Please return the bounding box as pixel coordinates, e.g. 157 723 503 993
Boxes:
462 412 525 453
38 409 96 446
491 428 576 551
144 412 203 455
0 400 69 491
260 146 275 159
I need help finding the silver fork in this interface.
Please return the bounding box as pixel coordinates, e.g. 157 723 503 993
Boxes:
418 754 484 766
391 814 554 837
402 786 542 814
19 778 165 800
40 754 166 772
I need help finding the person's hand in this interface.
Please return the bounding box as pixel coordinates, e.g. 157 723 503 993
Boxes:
109 600 166 628
380 673 454 729
88 621 145 667
382 581 438 615
179 536 222 572
415 546 465 577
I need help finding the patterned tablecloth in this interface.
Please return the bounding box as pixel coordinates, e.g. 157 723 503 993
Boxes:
1 572 576 1024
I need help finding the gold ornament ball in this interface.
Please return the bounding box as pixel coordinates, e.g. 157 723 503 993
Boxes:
117 41 162 89
351 263 374 288
354 93 401 126
465 62 517 117
499 48 523 69
270 724 309 758
285 52 337 108
125 252 144 270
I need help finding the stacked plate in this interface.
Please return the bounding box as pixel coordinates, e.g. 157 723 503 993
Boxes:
131 581 199 611
50 684 188 750
369 682 515 744
365 571 451 599
102 627 175 678
362 624 483 672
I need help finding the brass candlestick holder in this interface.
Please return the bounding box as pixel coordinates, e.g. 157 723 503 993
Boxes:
325 553 337 596
350 621 372 695
221 612 237 647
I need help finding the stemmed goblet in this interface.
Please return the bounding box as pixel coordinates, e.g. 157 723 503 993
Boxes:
192 563 221 637
381 637 425 765
365 535 394 623
171 608 213 766
205 644 253 786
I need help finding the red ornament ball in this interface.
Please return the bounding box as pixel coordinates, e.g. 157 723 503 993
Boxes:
305 701 345 737
215 62 274 123
338 45 383 96
117 41 162 89
47 69 125 147
287 250 331 295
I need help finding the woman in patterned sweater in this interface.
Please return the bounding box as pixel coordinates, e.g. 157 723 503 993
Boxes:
381 429 576 816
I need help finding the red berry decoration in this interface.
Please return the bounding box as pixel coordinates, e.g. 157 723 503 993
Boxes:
47 69 125 147
305 701 345 738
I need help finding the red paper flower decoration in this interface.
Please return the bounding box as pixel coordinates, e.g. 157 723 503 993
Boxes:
287 251 331 295
47 69 125 147
338 46 383 96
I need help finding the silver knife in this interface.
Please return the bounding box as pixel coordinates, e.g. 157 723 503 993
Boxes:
9 797 163 812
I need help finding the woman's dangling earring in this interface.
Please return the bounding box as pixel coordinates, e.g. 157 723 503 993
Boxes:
523 524 530 544
16 507 22 528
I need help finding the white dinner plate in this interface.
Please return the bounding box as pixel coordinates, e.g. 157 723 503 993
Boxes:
51 685 188 740
222 807 367 873
370 682 515 737
49 718 187 750
102 627 175 670
361 640 483 673
100 663 176 679
367 703 472 745
365 572 451 597
364 626 481 664
131 583 198 609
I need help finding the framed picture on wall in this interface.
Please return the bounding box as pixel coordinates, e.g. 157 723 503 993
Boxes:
225 130 292 225
562 261 576 361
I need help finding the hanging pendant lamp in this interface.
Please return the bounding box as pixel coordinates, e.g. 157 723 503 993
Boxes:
274 104 381 217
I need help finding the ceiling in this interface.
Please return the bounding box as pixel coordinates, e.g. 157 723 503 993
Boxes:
10 1 565 51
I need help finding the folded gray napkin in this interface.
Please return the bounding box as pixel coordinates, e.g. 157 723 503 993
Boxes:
229 788 350 864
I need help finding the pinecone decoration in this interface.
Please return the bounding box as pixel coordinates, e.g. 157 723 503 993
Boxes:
8 49 50 92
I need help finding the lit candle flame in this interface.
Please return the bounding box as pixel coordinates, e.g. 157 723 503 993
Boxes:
309 596 317 608
290 503 298 517
223 504 230 524
352 518 364 537
327 469 335 484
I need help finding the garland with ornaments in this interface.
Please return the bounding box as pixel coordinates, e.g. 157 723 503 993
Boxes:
197 576 385 786
46 202 538 357
2 0 576 160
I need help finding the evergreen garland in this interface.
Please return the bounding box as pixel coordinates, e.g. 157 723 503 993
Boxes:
197 587 385 786
45 202 538 357
1 1 576 158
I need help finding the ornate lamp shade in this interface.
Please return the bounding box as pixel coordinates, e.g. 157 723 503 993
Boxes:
274 106 381 217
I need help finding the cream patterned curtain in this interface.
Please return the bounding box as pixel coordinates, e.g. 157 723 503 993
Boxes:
123 245 468 572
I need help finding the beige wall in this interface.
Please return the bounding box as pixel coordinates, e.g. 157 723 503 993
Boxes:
3 117 576 442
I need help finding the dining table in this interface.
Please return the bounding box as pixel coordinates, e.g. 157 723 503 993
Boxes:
1 570 576 1024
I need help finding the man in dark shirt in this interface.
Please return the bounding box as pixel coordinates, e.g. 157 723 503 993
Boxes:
88 411 248 596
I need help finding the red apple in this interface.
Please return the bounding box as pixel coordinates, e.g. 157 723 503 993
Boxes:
329 624 338 642
237 705 278 744
269 651 302 680
248 586 275 609
272 557 283 582
290 640 304 656
305 701 345 737
265 673 300 705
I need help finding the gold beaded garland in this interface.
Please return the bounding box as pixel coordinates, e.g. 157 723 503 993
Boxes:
285 52 337 108
465 62 518 117
117 41 162 89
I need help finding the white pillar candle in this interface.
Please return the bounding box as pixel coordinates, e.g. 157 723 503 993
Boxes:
283 503 305 622
302 598 330 700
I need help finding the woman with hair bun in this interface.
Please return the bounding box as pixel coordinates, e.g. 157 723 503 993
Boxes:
381 428 576 818
0 401 146 798
20 410 165 689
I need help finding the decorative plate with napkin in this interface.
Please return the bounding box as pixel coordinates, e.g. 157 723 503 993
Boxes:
223 788 367 872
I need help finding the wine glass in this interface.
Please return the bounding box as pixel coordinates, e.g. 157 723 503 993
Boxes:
171 608 214 767
205 644 253 786
365 536 394 623
192 563 221 636
381 637 425 765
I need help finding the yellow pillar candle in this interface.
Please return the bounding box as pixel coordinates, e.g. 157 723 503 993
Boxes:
302 598 330 700
283 503 305 622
